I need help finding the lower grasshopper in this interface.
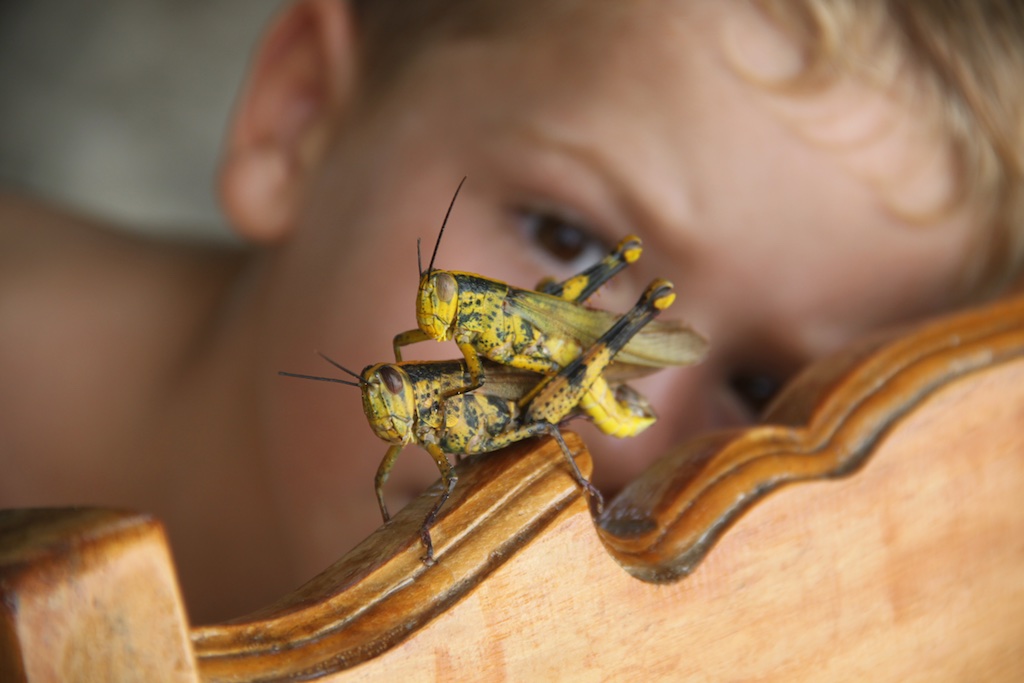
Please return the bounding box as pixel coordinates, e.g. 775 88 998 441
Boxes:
281 278 677 564
393 180 708 439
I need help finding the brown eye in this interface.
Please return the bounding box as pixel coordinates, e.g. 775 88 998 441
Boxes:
534 214 588 261
729 372 783 416
518 209 607 268
379 366 404 394
436 272 457 302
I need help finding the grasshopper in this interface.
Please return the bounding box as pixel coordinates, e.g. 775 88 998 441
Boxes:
281 278 677 564
393 180 708 439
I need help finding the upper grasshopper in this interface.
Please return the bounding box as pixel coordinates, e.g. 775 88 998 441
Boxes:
282 278 676 564
393 179 708 438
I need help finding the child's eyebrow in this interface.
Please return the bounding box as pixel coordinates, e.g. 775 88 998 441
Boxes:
508 121 695 249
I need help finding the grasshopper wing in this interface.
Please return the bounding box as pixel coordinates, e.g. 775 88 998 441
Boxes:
506 288 709 368
473 361 548 400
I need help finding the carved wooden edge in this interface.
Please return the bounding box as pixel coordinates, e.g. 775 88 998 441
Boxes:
0 507 199 682
190 296 1024 681
4 295 1021 681
598 294 1024 581
191 435 593 682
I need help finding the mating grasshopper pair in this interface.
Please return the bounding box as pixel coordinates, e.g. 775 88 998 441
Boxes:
282 180 707 563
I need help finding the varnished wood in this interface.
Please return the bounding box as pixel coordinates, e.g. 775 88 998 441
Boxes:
600 294 1024 580
192 435 593 681
2 294 1023 681
0 508 198 682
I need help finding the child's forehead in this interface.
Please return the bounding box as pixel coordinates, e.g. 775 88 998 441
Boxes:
391 2 814 105
383 4 703 99
364 1 702 82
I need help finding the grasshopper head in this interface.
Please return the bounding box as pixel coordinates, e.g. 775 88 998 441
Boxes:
417 270 459 341
361 364 416 444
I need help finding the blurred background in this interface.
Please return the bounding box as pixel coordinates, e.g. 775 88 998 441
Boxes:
0 0 284 240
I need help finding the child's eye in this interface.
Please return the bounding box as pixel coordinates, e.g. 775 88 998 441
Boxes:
728 371 783 417
517 209 608 270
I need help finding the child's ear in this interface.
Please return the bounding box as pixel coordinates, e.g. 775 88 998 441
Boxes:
220 0 356 244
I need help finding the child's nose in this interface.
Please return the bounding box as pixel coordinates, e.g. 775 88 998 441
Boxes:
586 363 744 495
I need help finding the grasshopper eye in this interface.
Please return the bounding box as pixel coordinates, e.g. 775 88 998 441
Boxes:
379 366 404 394
436 272 457 303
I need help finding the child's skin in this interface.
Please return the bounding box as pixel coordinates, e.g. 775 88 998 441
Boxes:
0 0 986 622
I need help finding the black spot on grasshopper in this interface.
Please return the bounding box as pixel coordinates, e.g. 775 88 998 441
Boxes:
462 310 485 326
463 402 480 431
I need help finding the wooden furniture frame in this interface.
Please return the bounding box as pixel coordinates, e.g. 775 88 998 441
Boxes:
3 295 1023 681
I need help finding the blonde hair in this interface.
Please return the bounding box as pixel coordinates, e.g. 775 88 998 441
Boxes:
350 0 1024 297
755 1 1024 297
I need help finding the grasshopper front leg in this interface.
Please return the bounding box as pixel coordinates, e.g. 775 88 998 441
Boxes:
374 444 405 523
396 333 484 446
447 340 486 397
430 340 487 449
393 328 432 362
394 330 491 402
375 442 457 565
419 443 457 566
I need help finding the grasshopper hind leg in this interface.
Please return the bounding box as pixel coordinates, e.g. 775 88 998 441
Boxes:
541 423 605 514
485 420 606 515
537 240 670 437
522 277 676 423
579 380 657 438
537 235 642 303
513 278 676 510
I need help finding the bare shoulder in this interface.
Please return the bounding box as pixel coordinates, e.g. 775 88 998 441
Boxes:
0 190 231 283
0 190 100 271
0 191 148 330
0 191 242 341
0 190 245 478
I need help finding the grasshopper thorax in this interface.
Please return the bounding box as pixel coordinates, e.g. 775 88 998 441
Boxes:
417 270 459 341
361 363 417 444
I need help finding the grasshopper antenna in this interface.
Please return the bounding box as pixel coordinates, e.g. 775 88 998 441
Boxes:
315 351 365 383
278 371 360 387
417 238 423 278
277 351 366 387
422 176 467 279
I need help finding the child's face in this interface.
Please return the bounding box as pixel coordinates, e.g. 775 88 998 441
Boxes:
260 1 978 564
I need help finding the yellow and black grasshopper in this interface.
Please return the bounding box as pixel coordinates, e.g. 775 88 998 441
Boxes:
281 279 677 564
393 181 708 439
